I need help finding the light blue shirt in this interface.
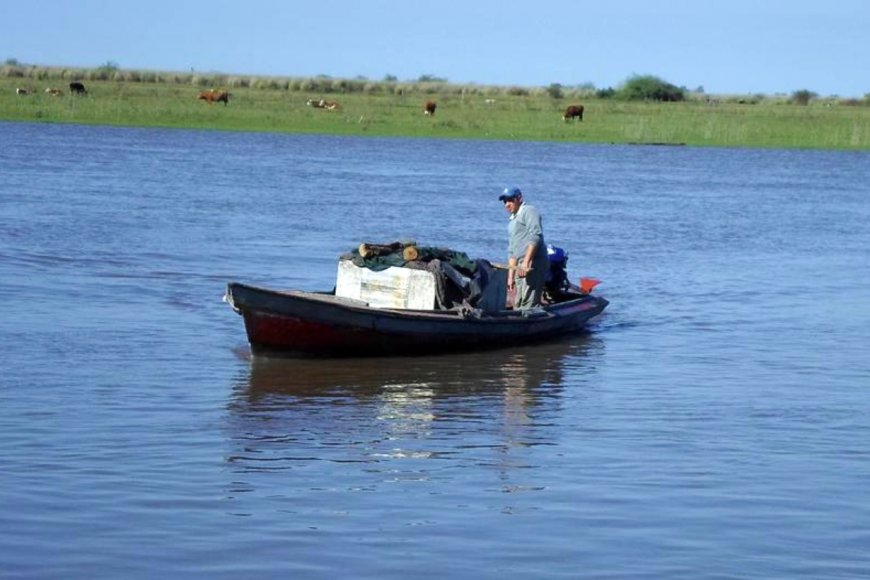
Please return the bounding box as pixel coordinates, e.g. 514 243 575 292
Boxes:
508 203 546 264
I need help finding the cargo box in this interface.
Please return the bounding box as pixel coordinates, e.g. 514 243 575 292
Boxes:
335 259 507 312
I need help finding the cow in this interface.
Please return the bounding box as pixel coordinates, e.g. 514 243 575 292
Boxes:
16 88 32 95
69 81 87 95
306 98 339 110
45 88 64 96
197 89 230 105
423 101 437 116
563 104 584 121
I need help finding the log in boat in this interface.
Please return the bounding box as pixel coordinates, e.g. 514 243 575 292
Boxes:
225 243 608 357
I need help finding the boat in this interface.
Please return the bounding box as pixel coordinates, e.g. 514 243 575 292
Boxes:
225 243 608 357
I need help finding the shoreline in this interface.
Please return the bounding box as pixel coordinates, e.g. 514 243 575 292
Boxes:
3 79 869 151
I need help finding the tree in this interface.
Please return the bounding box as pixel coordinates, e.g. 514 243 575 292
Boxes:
417 74 447 83
618 74 685 102
791 89 816 105
546 83 564 99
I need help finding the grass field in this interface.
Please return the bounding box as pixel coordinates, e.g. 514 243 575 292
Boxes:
2 78 869 150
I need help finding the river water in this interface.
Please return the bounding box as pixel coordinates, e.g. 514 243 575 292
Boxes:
1 121 869 579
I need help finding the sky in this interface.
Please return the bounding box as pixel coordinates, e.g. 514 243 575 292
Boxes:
2 0 868 97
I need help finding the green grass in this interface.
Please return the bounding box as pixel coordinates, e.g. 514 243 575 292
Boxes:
2 78 869 150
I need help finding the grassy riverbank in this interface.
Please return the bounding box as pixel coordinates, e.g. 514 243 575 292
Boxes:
2 77 869 150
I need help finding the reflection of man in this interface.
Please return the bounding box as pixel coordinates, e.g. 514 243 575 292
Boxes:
499 186 548 309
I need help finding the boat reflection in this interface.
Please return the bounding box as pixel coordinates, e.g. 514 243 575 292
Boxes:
233 334 602 406
224 335 604 480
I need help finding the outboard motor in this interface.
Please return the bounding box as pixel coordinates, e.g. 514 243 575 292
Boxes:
545 244 570 296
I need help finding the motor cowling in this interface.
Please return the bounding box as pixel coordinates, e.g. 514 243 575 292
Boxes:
545 244 570 295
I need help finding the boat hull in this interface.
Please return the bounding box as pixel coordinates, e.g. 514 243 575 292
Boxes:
226 282 608 357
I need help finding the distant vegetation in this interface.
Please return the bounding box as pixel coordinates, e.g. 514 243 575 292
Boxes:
0 60 595 99
790 89 817 106
609 75 686 102
5 59 867 104
2 61 869 150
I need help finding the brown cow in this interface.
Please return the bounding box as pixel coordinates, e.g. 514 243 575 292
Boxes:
45 88 64 96
423 101 437 116
563 104 584 121
197 89 230 105
306 98 339 110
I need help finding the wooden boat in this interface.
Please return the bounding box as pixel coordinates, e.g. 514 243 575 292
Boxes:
225 281 608 357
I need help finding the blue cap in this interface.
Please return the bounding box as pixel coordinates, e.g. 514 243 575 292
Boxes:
498 186 522 202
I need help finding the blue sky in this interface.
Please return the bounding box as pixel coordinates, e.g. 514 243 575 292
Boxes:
3 0 868 97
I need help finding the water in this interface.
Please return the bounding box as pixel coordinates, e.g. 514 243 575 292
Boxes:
1 121 869 579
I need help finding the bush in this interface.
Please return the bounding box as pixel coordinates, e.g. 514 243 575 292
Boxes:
618 75 685 101
417 74 447 83
299 78 325 93
791 89 816 105
2 65 24 78
505 86 530 96
418 82 445 95
332 78 366 93
546 83 564 99
92 61 119 81
596 87 616 99
29 67 49 80
61 69 85 80
252 78 282 90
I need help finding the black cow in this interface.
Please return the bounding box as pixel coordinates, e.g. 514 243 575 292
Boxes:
69 81 87 95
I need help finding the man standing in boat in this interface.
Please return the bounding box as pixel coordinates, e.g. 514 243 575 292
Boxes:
499 186 548 310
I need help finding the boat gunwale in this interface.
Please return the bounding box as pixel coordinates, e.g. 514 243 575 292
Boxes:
228 282 600 323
